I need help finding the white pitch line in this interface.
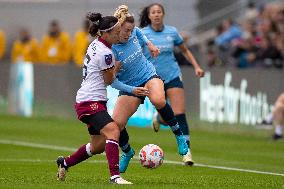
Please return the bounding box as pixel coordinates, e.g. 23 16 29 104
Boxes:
163 160 284 177
0 139 77 152
0 139 284 177
0 159 107 163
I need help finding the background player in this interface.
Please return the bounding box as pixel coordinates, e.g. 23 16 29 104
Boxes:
272 93 284 140
139 3 205 165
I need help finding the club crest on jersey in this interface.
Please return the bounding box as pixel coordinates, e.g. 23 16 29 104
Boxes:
90 103 98 111
104 54 112 65
166 35 173 41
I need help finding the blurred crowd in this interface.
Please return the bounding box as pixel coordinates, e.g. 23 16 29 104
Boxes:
1 1 283 69
0 19 91 66
208 1 284 69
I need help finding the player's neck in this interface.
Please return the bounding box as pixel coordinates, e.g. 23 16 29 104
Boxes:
98 36 112 49
151 23 164 32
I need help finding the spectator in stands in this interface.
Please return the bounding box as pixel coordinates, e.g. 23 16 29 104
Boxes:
275 34 284 61
206 24 225 67
215 19 243 48
231 21 258 68
11 28 40 64
0 30 6 61
41 20 71 64
212 1 284 69
244 1 259 21
72 19 91 67
207 48 223 67
247 35 282 68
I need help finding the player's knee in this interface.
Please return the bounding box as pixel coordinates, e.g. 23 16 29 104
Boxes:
112 125 120 139
112 117 127 131
116 121 127 131
104 122 120 140
152 98 166 110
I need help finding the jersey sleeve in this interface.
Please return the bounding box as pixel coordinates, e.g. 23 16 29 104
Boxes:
135 27 149 45
98 52 115 71
111 78 135 93
173 28 184 46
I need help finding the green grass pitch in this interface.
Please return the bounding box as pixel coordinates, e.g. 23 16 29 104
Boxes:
0 115 283 189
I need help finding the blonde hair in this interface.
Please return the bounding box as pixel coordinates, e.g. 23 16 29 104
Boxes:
114 5 132 23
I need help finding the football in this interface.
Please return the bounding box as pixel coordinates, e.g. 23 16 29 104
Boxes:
139 144 164 169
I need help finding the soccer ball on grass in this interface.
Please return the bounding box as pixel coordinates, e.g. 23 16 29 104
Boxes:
139 144 164 169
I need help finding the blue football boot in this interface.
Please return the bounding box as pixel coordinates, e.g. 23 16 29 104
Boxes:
175 135 188 155
119 148 135 173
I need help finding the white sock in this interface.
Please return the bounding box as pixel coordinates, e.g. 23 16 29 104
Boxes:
64 160 68 167
110 175 120 180
275 125 283 135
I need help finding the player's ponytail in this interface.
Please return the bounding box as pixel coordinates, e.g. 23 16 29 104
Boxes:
87 12 102 37
86 12 119 37
139 6 150 28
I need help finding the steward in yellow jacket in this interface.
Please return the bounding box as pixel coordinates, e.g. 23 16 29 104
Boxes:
73 19 91 67
11 29 40 63
41 20 71 64
0 30 6 60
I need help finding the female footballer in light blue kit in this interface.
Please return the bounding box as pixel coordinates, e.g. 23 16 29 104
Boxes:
110 5 188 173
139 3 205 165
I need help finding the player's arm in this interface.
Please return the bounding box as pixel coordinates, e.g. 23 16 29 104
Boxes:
111 78 149 96
102 59 124 85
99 53 119 85
135 27 160 57
178 43 204 78
147 41 160 57
102 66 116 85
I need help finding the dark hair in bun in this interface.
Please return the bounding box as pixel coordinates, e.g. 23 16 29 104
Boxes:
87 12 118 37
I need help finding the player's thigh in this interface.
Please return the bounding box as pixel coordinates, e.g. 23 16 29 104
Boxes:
112 95 141 130
166 87 186 114
90 134 106 154
145 78 166 108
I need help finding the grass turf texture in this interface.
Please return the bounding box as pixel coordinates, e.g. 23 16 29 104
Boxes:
0 115 283 189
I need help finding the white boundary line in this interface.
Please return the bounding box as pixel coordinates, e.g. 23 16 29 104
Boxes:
0 139 283 177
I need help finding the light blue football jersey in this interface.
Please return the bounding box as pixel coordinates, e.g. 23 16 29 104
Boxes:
142 25 184 84
112 27 156 87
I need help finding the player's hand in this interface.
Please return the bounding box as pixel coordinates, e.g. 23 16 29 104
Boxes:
132 87 149 96
150 47 160 58
148 43 160 58
195 67 205 78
